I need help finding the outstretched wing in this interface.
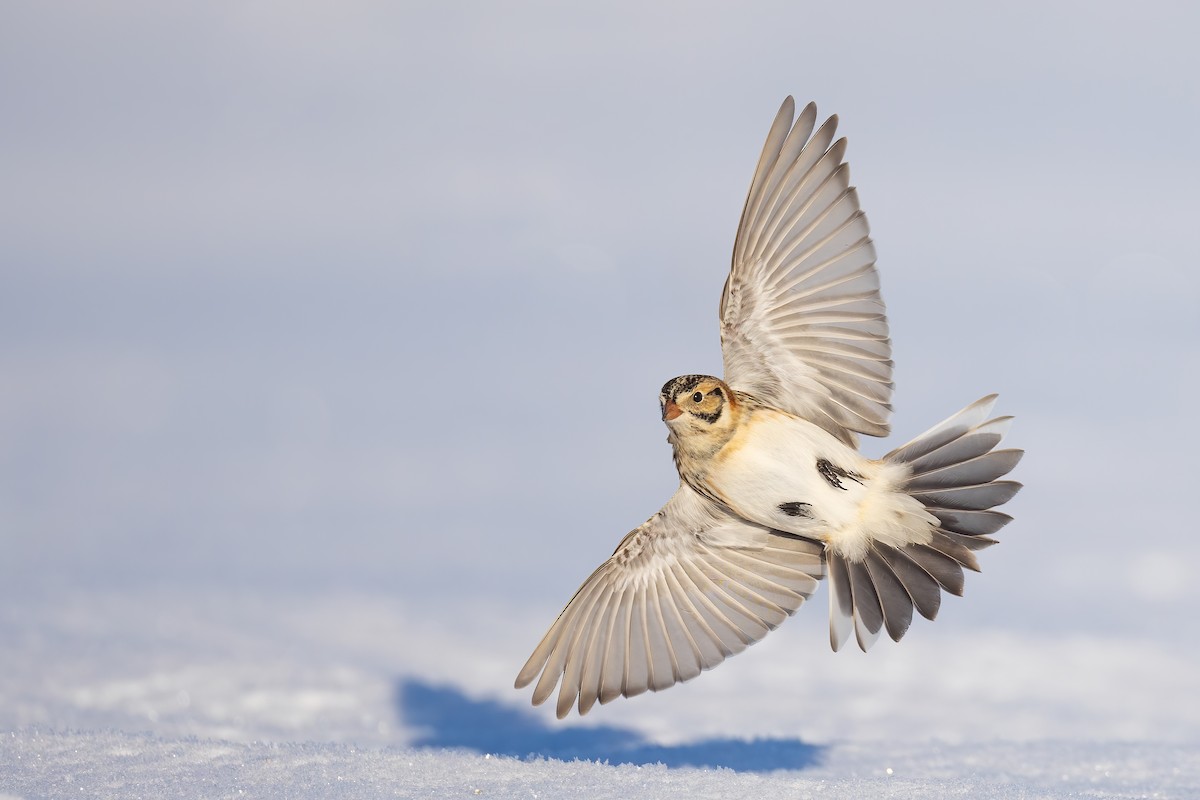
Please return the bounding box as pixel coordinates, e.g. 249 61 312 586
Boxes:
720 96 891 446
515 483 825 718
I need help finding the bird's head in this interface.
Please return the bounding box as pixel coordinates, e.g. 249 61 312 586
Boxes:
659 375 737 443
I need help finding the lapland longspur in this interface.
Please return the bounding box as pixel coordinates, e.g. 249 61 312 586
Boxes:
516 97 1022 718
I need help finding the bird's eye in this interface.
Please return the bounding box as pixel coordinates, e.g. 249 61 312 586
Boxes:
691 391 704 404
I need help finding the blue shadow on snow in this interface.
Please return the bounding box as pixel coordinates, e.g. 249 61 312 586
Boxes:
396 678 823 772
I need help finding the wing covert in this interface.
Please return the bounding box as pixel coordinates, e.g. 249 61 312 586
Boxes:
721 97 892 445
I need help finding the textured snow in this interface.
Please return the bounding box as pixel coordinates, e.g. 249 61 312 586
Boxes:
3 731 1198 800
3 591 1199 798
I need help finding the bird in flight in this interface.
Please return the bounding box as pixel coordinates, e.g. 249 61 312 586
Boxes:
515 97 1022 718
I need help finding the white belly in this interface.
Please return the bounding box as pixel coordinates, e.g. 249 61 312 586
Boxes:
702 409 934 560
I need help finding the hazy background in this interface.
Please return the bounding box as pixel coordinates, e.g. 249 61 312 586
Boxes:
3 0 1198 706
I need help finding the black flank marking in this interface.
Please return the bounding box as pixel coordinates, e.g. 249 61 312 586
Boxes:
817 458 863 491
778 502 812 518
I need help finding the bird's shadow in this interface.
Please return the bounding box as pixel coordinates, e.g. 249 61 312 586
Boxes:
395 678 824 772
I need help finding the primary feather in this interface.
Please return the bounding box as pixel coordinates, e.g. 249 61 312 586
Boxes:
721 97 891 446
514 484 824 718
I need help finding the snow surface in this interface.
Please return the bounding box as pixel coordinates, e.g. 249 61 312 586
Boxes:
4 731 1198 800
3 590 1198 798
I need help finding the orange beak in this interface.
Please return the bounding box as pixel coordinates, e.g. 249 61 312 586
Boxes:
662 399 683 421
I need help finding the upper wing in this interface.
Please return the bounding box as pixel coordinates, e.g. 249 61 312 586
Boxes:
514 483 825 718
720 97 892 446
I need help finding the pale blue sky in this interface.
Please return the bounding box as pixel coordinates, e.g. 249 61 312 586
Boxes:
2 1 1198 645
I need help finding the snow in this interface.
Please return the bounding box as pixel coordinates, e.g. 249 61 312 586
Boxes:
2 589 1198 798
4 731 1198 800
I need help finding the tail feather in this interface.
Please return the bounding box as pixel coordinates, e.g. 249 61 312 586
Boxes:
906 543 966 595
885 394 999 464
864 548 914 641
912 480 1022 511
940 529 998 551
848 561 885 639
905 416 1012 474
926 529 981 571
827 395 1022 652
828 555 854 650
907 449 1023 490
880 546 942 621
936 508 1012 538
